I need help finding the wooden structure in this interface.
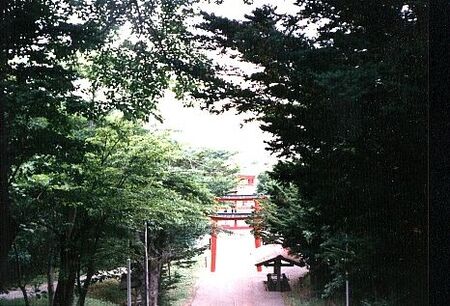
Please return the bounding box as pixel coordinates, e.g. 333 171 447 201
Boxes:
254 244 305 291
209 194 266 272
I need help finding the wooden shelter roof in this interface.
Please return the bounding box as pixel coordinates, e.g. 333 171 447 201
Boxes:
253 244 305 267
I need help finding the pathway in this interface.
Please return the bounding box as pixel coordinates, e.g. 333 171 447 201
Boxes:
188 230 308 306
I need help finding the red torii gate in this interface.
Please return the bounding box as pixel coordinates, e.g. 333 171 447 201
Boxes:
209 194 266 272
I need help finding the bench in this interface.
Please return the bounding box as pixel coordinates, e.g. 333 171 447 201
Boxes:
265 273 291 291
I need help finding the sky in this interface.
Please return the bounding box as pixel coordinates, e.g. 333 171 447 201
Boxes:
149 0 301 175
198 0 299 20
71 1 320 176
150 91 277 175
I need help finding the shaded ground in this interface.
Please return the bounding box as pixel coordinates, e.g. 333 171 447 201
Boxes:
1 230 308 306
0 283 50 300
188 230 308 306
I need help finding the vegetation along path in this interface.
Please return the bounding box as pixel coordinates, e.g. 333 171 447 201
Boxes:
189 230 308 306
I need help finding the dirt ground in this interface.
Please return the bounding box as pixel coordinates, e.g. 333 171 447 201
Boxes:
188 229 308 306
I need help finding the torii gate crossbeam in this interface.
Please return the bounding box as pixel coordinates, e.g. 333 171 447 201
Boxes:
209 194 266 272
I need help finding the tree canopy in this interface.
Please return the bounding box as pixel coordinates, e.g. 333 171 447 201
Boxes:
6 115 238 305
1 0 428 305
194 1 427 304
0 1 234 304
0 0 211 282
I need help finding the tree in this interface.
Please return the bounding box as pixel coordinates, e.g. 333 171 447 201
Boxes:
0 0 98 277
6 224 51 306
193 1 427 303
138 146 239 305
1 0 210 284
177 148 240 196
11 116 162 306
10 114 237 306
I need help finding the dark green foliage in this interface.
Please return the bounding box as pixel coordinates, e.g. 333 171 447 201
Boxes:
1 0 211 290
86 279 126 305
195 1 427 303
8 115 234 305
1 0 104 273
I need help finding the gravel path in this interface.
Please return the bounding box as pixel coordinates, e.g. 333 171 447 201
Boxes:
188 230 308 306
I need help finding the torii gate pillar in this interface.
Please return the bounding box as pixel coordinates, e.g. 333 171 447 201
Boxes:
254 199 262 272
210 222 217 272
209 194 266 273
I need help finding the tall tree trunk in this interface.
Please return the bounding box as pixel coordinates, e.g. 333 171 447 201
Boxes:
148 259 162 306
77 261 95 306
0 75 17 288
76 261 82 297
76 276 91 306
54 206 79 306
0 194 16 286
47 238 55 306
53 246 78 306
19 285 30 306
13 243 29 306
77 221 103 306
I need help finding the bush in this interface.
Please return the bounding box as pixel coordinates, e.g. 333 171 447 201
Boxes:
87 279 125 305
283 275 344 306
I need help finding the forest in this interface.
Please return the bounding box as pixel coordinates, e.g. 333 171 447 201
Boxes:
1 1 427 305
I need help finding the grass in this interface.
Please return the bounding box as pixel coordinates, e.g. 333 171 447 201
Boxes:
0 298 48 306
282 275 344 306
79 297 118 306
85 255 204 306
0 280 123 306
160 255 204 306
0 297 117 306
1 256 204 306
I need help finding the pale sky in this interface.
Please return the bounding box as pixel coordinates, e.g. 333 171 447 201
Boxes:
149 0 301 175
197 0 300 20
150 91 277 175
73 1 314 175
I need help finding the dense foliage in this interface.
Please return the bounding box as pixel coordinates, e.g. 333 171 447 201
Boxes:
0 0 211 295
0 1 233 305
1 0 428 305
194 1 427 304
6 115 238 306
178 148 239 197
